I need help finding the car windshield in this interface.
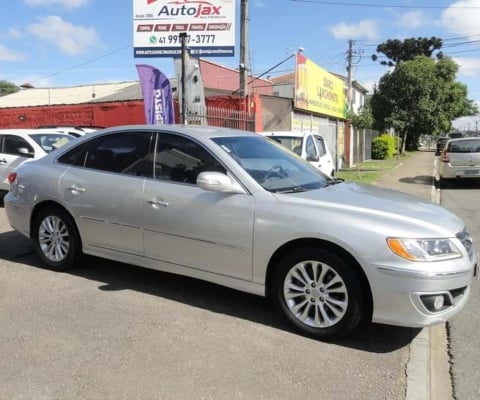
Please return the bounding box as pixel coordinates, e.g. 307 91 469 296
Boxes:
212 136 331 192
29 133 75 153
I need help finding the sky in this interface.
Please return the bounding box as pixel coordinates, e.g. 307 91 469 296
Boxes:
1 0 480 131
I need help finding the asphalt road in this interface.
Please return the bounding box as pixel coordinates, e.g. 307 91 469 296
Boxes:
439 179 480 400
0 193 419 400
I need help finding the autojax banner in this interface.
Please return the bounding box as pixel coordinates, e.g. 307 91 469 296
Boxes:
136 64 175 124
133 0 236 58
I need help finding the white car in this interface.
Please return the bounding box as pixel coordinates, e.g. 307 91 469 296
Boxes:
439 137 480 184
261 131 335 177
36 126 100 138
0 129 75 191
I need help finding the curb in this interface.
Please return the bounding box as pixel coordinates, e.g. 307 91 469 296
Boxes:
405 154 453 400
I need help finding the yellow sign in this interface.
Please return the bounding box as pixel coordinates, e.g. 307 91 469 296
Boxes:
295 54 346 119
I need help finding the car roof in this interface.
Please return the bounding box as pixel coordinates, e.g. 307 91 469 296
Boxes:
446 136 480 142
93 124 259 140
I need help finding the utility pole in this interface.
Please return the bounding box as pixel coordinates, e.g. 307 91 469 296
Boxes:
346 39 359 176
179 32 187 124
239 0 248 97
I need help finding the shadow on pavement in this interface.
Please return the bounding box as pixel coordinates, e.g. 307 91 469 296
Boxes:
0 228 420 353
399 175 434 185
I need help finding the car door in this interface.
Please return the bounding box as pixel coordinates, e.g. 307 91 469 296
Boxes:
57 130 154 255
313 134 334 176
142 131 255 281
0 134 35 190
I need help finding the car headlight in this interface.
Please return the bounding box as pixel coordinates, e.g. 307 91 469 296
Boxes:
386 238 462 261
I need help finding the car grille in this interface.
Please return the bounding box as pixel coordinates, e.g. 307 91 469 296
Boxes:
457 227 474 260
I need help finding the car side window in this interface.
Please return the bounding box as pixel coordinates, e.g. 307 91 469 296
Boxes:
155 132 225 184
83 132 154 177
314 135 327 156
57 141 92 166
305 135 317 158
3 135 34 156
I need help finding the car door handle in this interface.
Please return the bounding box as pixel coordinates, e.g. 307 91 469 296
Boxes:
68 184 86 193
0 159 7 164
148 198 169 207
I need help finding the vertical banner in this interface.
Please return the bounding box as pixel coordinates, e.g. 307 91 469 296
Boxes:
136 64 175 125
174 55 206 125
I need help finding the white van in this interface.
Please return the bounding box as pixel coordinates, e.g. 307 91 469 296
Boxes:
261 131 335 177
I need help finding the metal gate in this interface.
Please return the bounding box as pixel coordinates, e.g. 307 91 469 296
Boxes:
185 105 256 132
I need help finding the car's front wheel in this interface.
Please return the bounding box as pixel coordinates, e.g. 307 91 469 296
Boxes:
32 206 81 271
272 247 363 340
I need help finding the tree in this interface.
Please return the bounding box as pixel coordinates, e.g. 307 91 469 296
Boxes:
0 80 20 97
372 37 443 67
370 56 476 152
350 101 374 130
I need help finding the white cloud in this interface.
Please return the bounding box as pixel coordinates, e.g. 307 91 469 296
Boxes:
329 20 379 41
253 0 266 7
397 10 427 29
24 0 88 8
0 44 27 62
8 28 22 39
27 16 100 55
453 57 480 77
441 0 480 35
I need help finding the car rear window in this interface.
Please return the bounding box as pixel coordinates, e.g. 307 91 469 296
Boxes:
448 140 480 153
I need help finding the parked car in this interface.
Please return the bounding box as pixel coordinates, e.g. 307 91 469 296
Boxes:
36 125 102 138
439 137 480 184
436 136 449 155
4 125 477 340
261 131 335 177
0 129 75 191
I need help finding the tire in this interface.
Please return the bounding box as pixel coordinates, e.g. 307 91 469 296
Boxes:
32 206 81 271
271 247 363 340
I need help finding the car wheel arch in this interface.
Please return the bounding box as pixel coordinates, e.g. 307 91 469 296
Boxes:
265 238 373 321
30 200 82 246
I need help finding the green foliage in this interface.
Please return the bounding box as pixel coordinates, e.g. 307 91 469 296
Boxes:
370 55 475 152
371 135 395 159
0 80 20 96
350 102 374 129
372 37 443 66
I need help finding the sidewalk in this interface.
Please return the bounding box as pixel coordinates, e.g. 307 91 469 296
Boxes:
373 149 451 400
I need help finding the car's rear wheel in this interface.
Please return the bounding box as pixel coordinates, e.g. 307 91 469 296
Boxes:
272 247 363 340
33 206 81 271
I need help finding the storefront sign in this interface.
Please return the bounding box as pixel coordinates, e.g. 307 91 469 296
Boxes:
295 53 346 119
133 0 236 58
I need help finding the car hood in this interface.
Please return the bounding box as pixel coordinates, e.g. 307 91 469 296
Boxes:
274 181 464 236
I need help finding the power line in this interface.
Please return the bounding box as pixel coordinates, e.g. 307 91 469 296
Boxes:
28 44 133 85
290 0 480 9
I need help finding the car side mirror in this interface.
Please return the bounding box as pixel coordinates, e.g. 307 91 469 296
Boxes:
306 154 319 162
16 147 34 158
197 171 245 194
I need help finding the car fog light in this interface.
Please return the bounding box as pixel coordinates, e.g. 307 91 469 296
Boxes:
433 295 444 311
420 294 448 312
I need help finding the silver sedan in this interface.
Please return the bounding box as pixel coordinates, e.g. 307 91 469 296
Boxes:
4 125 478 340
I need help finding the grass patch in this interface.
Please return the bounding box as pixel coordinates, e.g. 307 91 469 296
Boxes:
337 152 413 184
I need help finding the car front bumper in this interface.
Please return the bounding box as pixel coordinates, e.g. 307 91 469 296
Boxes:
368 256 477 328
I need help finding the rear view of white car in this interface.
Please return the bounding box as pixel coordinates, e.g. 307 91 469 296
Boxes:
439 137 480 186
261 131 335 177
0 129 74 191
